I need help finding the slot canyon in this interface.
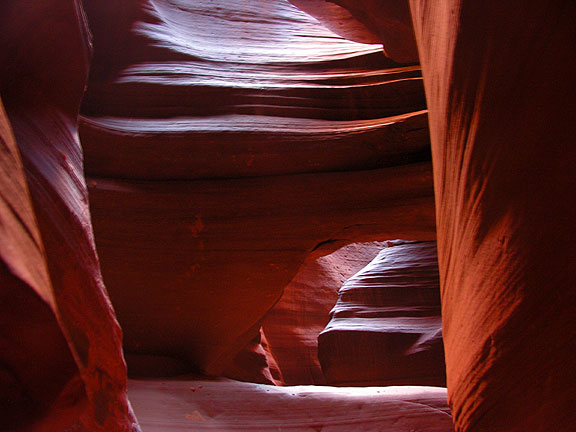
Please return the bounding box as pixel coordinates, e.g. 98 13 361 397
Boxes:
0 1 574 431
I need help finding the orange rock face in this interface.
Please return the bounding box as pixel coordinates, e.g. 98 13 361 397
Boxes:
323 1 576 430
8 1 572 431
319 241 445 387
79 0 436 377
409 2 576 430
0 1 138 430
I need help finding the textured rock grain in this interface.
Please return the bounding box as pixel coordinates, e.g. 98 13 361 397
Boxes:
261 241 388 385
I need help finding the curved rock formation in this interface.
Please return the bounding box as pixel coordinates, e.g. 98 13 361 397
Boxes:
80 0 436 376
0 1 138 430
292 0 418 64
319 241 445 387
261 241 387 385
409 3 576 430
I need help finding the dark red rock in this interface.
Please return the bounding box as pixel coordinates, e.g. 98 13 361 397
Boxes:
319 241 445 387
0 1 139 430
409 2 576 430
224 329 282 385
0 97 85 432
88 162 435 377
324 1 576 430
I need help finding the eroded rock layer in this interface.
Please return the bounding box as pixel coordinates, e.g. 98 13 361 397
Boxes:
319 241 445 386
80 0 435 376
409 2 576 430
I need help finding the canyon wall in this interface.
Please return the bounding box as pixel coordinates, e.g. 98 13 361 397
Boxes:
0 1 138 430
310 1 576 430
80 0 436 377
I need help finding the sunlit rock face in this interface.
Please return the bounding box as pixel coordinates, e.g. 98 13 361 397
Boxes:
290 0 418 64
320 1 576 430
319 241 445 387
0 0 138 430
80 0 435 377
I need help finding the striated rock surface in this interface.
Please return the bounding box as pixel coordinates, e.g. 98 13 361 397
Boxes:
261 241 388 385
0 1 138 430
129 377 454 431
80 0 435 376
0 96 82 432
223 329 282 385
292 0 418 64
326 1 576 430
408 2 576 430
88 163 435 377
319 241 445 387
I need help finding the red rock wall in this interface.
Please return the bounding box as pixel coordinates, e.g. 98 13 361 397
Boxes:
79 0 436 377
409 2 576 430
0 1 138 430
306 1 576 429
319 241 445 387
321 1 576 430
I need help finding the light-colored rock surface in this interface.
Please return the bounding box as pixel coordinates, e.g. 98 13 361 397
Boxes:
319 241 445 387
129 377 453 431
294 0 418 64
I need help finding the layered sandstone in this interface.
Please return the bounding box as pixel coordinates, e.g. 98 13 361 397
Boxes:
409 2 576 430
321 1 576 430
80 0 435 377
319 241 445 387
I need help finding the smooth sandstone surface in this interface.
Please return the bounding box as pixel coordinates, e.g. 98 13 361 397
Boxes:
0 96 82 432
80 0 436 376
129 377 453 432
0 1 138 430
319 241 445 387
